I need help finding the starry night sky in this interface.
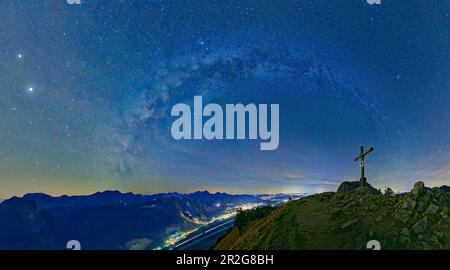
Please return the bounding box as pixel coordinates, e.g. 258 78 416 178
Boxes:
1 0 450 197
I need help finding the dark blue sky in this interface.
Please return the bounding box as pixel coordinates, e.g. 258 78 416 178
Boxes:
0 0 449 197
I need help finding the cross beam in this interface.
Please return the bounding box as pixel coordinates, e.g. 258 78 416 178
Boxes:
353 146 374 187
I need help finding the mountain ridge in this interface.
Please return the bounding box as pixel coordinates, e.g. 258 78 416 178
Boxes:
0 190 264 250
215 181 450 250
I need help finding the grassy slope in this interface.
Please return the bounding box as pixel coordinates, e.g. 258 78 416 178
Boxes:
215 186 450 250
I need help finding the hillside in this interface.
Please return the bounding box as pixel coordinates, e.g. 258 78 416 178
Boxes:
215 181 450 250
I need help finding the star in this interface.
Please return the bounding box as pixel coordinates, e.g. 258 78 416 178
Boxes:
28 87 33 92
17 53 23 59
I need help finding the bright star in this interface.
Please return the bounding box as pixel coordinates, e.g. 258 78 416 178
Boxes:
28 87 33 92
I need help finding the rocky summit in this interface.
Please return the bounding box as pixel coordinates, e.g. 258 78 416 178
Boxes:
215 181 450 250
336 181 381 195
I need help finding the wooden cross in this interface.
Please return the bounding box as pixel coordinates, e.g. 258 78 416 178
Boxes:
353 146 374 187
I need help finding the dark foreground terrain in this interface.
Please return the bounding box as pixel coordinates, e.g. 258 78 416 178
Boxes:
215 181 450 250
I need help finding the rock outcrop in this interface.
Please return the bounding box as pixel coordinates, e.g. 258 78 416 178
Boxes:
215 181 450 250
336 181 381 195
392 182 450 249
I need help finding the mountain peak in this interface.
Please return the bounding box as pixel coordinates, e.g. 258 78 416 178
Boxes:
23 193 54 200
191 190 212 195
93 190 123 195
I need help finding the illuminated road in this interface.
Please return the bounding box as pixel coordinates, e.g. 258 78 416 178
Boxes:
171 219 235 250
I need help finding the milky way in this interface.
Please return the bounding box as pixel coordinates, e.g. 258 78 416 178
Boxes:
0 0 449 197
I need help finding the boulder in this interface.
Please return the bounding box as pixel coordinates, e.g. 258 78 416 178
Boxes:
430 235 440 246
401 197 417 210
400 228 410 236
384 187 395 196
336 181 381 195
340 218 359 230
411 181 425 195
440 207 448 219
421 241 431 250
399 236 411 246
424 204 439 215
396 209 411 223
434 231 444 239
375 214 384 223
412 216 429 234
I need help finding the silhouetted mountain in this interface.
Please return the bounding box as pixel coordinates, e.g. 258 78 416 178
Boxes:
0 197 57 249
23 190 153 208
0 190 263 250
187 191 260 205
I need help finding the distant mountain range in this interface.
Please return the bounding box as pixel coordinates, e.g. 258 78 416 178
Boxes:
0 190 266 250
